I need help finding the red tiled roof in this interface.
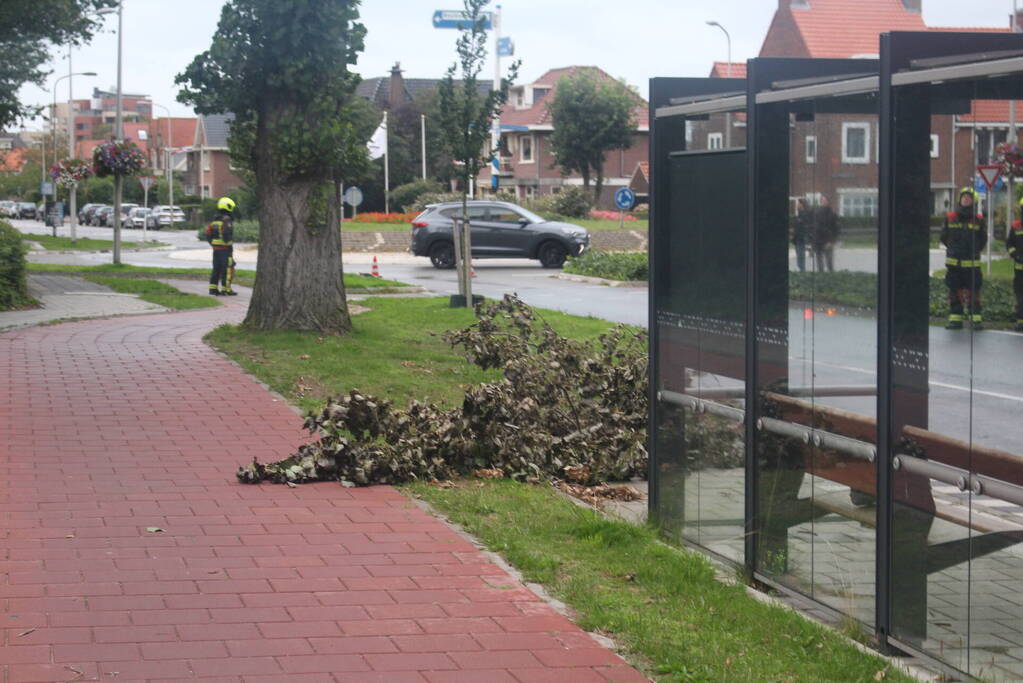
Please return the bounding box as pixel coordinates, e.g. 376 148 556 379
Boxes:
709 62 747 79
963 100 1023 123
151 117 198 150
784 0 926 58
634 161 649 182
0 148 28 173
499 66 648 129
928 26 1011 33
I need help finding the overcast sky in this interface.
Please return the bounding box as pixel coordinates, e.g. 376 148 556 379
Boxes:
16 0 1020 128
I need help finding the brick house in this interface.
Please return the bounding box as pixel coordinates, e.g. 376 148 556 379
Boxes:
148 117 197 177
183 114 243 199
478 66 649 209
54 88 152 155
697 0 1023 218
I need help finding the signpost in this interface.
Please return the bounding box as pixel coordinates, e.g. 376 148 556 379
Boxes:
615 187 636 229
978 164 1002 274
138 175 157 242
344 185 364 219
431 10 492 29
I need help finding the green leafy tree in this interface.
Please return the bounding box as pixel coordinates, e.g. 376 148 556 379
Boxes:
437 0 518 304
547 71 639 203
177 0 367 333
0 0 117 129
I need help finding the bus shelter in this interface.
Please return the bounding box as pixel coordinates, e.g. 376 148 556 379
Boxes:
649 31 1023 680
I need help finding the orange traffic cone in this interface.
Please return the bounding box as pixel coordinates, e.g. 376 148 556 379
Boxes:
371 255 381 278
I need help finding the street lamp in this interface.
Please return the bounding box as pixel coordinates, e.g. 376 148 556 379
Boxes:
52 69 97 241
94 3 124 262
152 103 175 213
706 20 733 148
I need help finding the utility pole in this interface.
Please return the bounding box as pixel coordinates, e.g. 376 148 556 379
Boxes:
113 0 124 264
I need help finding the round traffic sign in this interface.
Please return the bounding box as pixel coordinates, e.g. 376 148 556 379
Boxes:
343 186 364 207
614 187 636 211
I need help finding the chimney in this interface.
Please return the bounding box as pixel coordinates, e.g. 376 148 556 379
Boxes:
901 0 922 12
387 62 405 111
785 0 811 10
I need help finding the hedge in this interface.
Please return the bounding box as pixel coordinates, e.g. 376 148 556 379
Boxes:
564 249 647 281
0 220 32 310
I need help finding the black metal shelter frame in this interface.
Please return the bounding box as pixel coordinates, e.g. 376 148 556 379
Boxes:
649 32 1023 679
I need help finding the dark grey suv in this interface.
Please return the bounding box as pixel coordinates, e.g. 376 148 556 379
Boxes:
410 200 590 269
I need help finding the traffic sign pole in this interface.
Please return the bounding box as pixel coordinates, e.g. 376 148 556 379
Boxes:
978 165 1002 274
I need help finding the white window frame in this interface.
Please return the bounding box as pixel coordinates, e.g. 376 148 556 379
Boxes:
805 135 817 164
837 189 878 217
520 134 535 164
930 133 940 159
203 151 211 172
707 132 723 150
841 122 870 164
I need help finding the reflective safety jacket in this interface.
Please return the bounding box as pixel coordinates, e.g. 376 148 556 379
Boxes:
205 214 234 251
1010 220 1023 271
941 210 987 267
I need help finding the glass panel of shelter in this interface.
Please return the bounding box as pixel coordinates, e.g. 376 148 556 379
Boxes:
654 107 747 564
755 89 879 627
890 69 1023 681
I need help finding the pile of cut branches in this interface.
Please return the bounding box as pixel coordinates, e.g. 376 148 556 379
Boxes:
238 295 649 487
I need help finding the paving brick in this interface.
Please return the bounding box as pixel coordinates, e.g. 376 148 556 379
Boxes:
226 638 316 657
392 634 482 653
510 669 607 683
190 656 282 677
7 663 101 683
365 652 457 671
338 619 423 636
424 671 519 683
139 640 229 660
52 642 141 662
93 624 177 642
257 620 342 639
451 650 543 669
308 635 398 654
277 654 371 674
532 649 626 668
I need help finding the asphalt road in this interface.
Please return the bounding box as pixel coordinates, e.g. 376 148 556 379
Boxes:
12 217 1021 452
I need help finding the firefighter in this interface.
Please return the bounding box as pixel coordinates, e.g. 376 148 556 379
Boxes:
1009 197 1023 332
941 187 986 330
206 197 237 296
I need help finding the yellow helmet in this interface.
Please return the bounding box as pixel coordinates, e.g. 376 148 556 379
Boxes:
958 187 980 205
217 196 236 213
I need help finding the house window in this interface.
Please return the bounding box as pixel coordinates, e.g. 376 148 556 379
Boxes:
976 128 1008 165
520 134 534 163
839 190 878 217
203 152 211 172
842 122 870 164
805 136 817 164
685 121 693 145
930 134 940 159
707 133 723 150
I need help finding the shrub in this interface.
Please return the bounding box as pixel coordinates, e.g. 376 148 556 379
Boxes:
564 249 648 281
406 191 464 212
0 221 32 310
237 295 649 487
392 179 443 213
631 203 649 219
548 186 593 218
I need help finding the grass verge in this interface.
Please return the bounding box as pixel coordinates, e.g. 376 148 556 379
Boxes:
409 479 912 683
205 296 615 412
27 263 405 291
84 275 220 310
21 233 163 251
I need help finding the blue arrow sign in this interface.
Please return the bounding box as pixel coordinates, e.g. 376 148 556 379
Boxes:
615 188 636 211
497 37 514 57
432 10 493 30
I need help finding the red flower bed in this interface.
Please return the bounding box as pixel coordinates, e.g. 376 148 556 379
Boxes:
589 210 637 221
350 211 419 223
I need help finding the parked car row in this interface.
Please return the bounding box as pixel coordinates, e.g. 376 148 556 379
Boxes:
0 200 42 219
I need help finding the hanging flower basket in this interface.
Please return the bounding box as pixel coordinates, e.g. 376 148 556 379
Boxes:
996 142 1023 179
92 140 146 178
49 158 93 188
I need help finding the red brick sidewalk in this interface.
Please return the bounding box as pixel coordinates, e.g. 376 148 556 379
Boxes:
0 290 646 682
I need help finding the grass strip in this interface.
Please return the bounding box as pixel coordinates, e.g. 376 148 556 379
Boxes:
205 296 615 413
84 275 221 311
27 263 404 291
21 233 164 251
409 479 912 683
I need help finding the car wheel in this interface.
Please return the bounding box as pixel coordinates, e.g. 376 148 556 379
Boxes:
538 241 569 268
429 241 456 269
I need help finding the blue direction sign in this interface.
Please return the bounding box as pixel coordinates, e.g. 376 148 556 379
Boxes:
497 37 514 57
614 187 636 211
432 10 493 29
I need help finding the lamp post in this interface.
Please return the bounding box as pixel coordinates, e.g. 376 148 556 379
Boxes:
105 0 125 263
706 20 733 148
152 103 174 213
53 68 97 241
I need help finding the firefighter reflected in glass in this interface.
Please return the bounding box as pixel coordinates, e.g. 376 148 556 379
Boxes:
941 187 986 330
1008 196 1023 332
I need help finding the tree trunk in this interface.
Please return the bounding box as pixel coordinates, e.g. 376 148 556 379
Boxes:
594 161 605 205
244 158 352 333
